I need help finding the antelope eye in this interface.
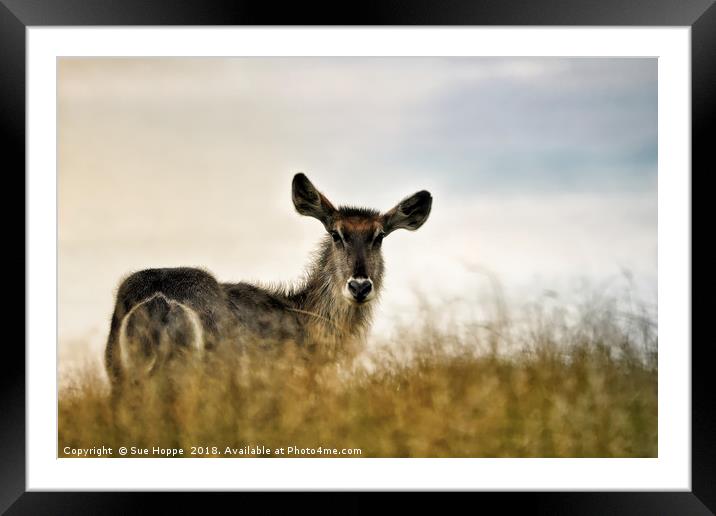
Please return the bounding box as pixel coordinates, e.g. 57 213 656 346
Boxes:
330 231 342 243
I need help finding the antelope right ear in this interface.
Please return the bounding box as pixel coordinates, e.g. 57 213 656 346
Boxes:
382 190 433 235
292 173 337 230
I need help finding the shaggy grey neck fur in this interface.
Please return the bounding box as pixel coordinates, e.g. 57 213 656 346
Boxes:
286 237 375 346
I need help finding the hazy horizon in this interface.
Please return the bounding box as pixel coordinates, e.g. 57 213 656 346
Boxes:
58 57 657 372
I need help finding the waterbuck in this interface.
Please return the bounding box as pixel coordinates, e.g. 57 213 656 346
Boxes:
105 173 432 388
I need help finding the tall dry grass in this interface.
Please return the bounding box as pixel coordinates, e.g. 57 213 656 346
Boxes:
58 286 657 458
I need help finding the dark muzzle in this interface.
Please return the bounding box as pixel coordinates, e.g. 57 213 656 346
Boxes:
347 278 372 302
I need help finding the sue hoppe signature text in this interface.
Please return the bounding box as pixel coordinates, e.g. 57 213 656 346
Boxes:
61 445 363 457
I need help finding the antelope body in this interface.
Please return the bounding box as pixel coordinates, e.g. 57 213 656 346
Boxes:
105 174 432 388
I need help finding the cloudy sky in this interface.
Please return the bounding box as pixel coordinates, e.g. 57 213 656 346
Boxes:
58 57 657 356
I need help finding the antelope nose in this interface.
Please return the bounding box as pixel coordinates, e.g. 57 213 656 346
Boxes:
348 279 372 302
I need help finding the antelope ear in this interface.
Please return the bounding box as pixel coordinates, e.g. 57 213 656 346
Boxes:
382 190 432 235
292 173 337 230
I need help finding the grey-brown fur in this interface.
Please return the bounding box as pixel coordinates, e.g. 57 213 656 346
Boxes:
105 173 432 389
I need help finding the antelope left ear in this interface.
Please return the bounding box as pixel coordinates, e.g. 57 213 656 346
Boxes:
292 173 337 230
382 190 432 235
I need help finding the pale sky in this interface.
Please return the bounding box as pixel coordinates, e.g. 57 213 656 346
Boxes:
58 57 657 362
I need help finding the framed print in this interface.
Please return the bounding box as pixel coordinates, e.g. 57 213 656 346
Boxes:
5 0 712 512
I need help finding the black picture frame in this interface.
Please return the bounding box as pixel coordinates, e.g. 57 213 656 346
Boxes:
4 1 711 513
